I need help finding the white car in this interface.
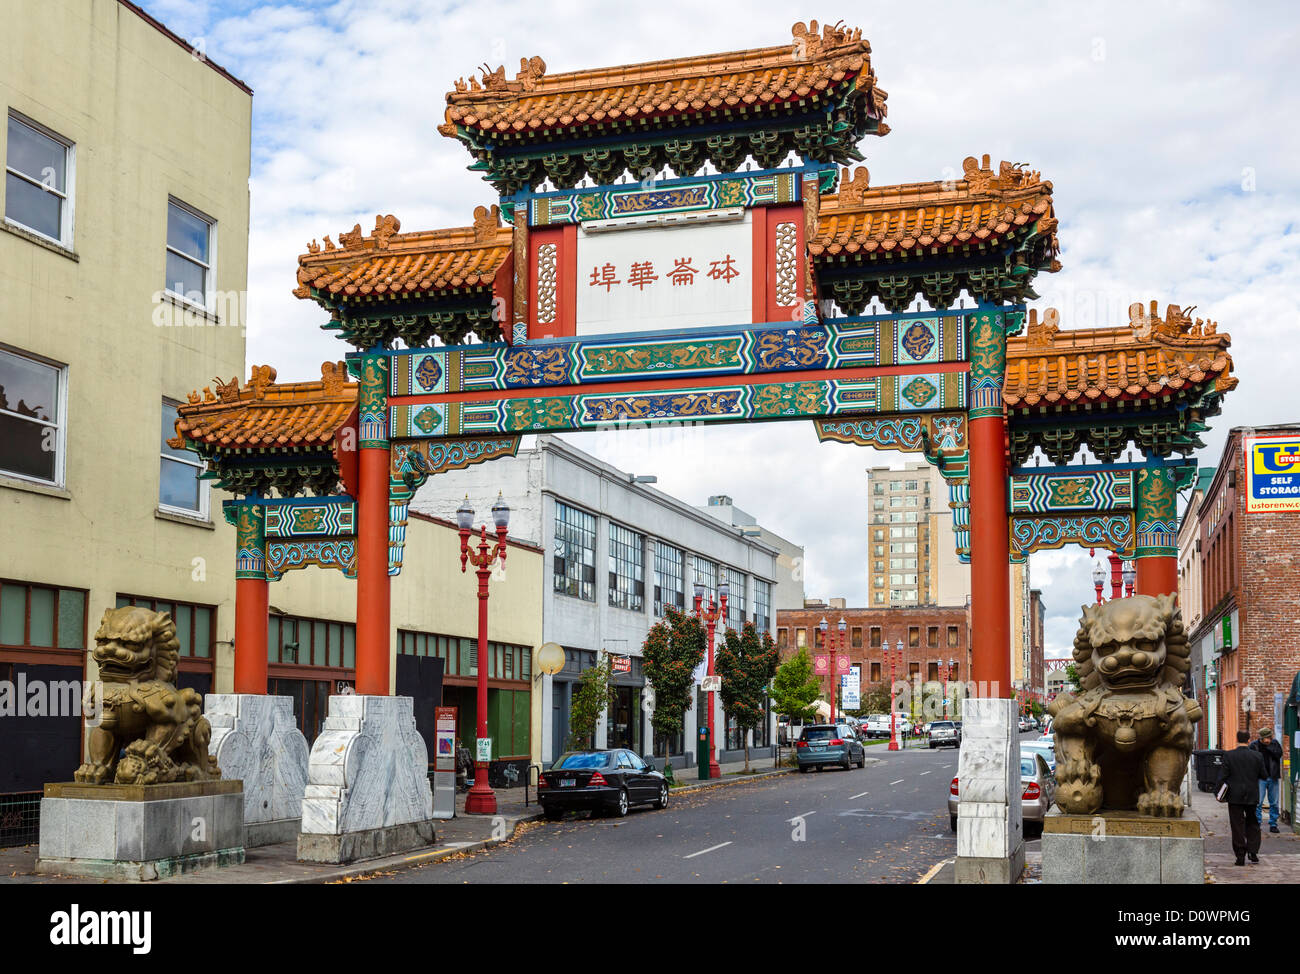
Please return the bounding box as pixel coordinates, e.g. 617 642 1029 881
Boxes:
863 713 911 738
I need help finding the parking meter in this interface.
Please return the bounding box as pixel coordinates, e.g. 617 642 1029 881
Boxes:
698 725 710 780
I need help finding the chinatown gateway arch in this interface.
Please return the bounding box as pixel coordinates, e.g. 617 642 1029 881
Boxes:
170 21 1237 878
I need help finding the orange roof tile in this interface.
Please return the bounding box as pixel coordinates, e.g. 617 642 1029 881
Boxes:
810 157 1059 260
1004 304 1237 409
170 362 357 452
295 209 512 302
440 21 886 138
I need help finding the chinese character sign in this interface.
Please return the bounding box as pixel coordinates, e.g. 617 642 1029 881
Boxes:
576 215 753 336
1245 433 1300 513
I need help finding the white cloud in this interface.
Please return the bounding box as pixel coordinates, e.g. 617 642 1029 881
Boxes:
178 0 1297 640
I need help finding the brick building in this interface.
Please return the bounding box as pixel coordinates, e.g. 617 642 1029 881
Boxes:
776 602 972 709
1181 425 1300 748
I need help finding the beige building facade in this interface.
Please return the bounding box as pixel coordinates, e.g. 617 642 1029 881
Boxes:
0 2 545 798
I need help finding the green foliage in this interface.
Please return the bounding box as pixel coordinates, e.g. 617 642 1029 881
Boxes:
641 606 706 759
569 654 613 749
1064 663 1082 693
717 622 779 735
861 682 893 715
771 648 822 723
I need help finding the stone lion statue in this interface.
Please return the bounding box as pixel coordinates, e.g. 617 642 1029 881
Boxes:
74 606 221 785
1047 594 1201 817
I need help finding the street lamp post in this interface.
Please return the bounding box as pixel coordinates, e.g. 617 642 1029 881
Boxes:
457 492 510 815
1122 560 1136 597
693 579 728 780
946 657 957 719
836 617 847 722
886 640 904 751
1091 560 1106 604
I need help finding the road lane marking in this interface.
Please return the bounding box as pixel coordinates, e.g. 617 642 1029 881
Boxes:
849 791 870 800
683 841 732 859
917 858 952 884
919 771 931 776
786 811 817 823
889 779 904 786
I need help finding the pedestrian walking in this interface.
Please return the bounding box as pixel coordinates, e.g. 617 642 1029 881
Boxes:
1251 728 1284 833
1216 730 1269 865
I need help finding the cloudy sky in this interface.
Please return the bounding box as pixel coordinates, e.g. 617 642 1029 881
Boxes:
148 0 1299 657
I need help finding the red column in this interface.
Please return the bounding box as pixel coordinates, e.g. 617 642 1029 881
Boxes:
1135 558 1178 598
355 444 391 696
233 577 268 694
465 563 497 814
968 413 1011 697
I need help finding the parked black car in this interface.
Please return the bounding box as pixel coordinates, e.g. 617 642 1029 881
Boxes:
537 749 669 820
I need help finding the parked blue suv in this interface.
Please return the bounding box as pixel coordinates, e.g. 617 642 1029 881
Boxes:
796 723 866 772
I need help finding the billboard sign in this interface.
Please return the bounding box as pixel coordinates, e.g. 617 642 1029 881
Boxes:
842 664 861 710
1245 433 1300 513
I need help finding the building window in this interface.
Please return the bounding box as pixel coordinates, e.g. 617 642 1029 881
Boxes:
870 662 881 682
873 592 884 604
166 198 216 309
653 541 684 616
753 578 771 633
908 626 920 647
777 627 788 648
553 502 596 601
116 594 214 659
928 626 939 648
796 628 806 648
607 522 645 612
0 578 87 651
0 346 66 486
724 567 746 630
947 625 959 647
870 626 881 647
159 399 207 517
399 630 530 680
5 112 74 247
852 626 862 648
692 555 716 597
268 613 355 668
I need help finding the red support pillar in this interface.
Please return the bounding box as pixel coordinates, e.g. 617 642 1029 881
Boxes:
966 310 1012 698
356 444 391 696
355 356 391 697
1134 466 1179 597
231 500 268 694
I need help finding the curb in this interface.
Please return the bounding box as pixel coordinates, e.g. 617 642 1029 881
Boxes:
670 766 795 795
270 809 546 884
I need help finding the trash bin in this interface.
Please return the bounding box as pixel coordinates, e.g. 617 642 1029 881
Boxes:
1192 749 1226 792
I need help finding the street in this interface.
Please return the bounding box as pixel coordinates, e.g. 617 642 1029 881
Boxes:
366 741 1012 885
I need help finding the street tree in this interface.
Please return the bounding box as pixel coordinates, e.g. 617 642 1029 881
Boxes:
771 648 821 763
716 621 779 772
641 606 706 773
569 654 613 750
1064 663 1082 693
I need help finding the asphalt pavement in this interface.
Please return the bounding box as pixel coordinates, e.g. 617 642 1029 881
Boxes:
364 739 970 884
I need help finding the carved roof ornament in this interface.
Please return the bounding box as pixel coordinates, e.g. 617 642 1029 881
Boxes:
790 19 863 60
319 360 348 396
248 364 277 398
837 166 870 205
213 376 241 403
1128 300 1219 341
1025 307 1061 347
372 214 401 250
338 223 364 250
472 204 502 242
962 154 1045 194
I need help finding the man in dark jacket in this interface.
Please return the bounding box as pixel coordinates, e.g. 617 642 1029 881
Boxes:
1217 730 1268 865
1252 728 1284 833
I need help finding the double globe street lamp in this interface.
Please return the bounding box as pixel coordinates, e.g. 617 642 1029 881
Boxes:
693 579 728 780
456 492 510 815
885 640 905 751
818 616 848 723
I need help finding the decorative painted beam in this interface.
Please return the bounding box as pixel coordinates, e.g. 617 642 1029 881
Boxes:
266 539 358 581
1009 514 1135 563
386 312 968 397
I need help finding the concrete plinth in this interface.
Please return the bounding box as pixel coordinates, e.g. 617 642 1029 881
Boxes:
297 695 434 864
207 693 309 847
36 780 245 881
1042 807 1204 884
954 698 1023 884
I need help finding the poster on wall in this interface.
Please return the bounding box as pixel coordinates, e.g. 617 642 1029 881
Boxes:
1244 433 1300 513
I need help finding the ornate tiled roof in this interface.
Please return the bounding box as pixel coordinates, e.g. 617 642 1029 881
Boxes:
1004 303 1236 409
441 21 886 138
294 208 511 302
169 362 356 452
811 157 1057 259
811 157 1059 312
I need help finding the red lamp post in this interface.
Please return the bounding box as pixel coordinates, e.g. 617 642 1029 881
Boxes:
693 578 728 780
886 641 904 751
1122 560 1136 597
945 657 957 719
457 492 510 815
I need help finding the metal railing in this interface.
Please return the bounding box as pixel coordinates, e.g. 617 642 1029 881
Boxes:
0 791 41 848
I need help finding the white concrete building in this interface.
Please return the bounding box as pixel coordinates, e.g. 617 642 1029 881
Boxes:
411 435 788 767
695 494 805 611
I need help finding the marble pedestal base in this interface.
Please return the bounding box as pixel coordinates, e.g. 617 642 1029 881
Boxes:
954 698 1024 884
206 693 309 848
297 695 434 864
1042 808 1204 884
36 780 245 881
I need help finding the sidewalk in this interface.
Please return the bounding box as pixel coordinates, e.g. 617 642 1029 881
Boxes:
0 761 801 884
1194 787 1299 883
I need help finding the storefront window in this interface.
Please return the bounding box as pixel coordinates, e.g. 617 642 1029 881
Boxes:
653 541 685 616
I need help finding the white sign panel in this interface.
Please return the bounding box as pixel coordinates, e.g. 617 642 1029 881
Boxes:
701 675 722 692
476 737 492 762
841 665 861 710
576 211 752 336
